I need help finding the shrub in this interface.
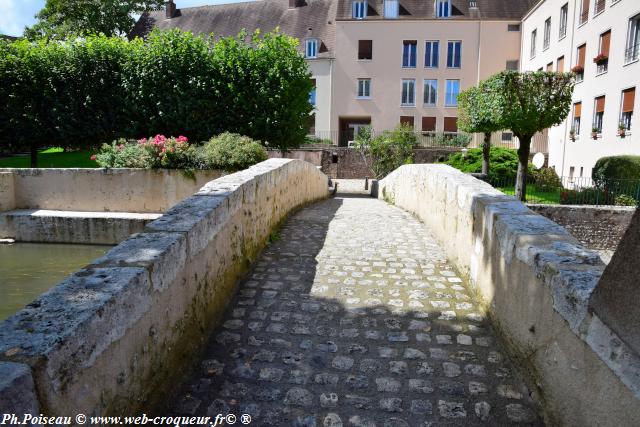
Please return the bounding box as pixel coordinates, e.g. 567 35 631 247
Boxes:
432 133 472 147
615 194 637 206
93 135 199 169
445 147 535 181
303 136 333 145
592 155 640 184
560 188 613 205
354 125 415 179
531 167 562 192
201 133 267 172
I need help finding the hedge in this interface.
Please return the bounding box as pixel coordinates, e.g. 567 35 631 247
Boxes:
0 29 312 163
592 155 640 184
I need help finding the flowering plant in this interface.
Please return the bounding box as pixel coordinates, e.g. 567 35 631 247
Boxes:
93 135 198 169
593 54 608 65
570 65 584 74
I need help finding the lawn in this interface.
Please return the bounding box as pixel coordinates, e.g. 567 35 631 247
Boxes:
496 184 561 204
0 148 97 168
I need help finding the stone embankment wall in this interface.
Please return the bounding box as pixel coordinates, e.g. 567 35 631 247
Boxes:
378 164 640 426
529 204 635 250
0 169 223 213
0 159 329 416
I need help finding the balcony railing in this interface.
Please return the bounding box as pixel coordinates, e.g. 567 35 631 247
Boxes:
594 0 605 15
625 42 640 64
579 10 588 25
559 24 567 39
596 62 608 74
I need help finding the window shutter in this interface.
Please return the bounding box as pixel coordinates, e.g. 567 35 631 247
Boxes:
557 56 564 72
358 40 372 59
421 117 436 131
546 63 553 71
443 117 458 132
595 96 605 113
600 31 611 56
582 0 590 15
577 44 586 67
574 102 582 118
622 88 636 112
400 116 414 128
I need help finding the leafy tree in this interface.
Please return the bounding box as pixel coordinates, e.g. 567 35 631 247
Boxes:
482 71 574 201
457 85 502 176
354 124 415 179
25 0 164 40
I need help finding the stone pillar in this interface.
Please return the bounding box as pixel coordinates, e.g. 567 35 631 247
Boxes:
0 362 40 416
0 172 15 212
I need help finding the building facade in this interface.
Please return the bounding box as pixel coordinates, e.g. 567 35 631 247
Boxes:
521 0 640 178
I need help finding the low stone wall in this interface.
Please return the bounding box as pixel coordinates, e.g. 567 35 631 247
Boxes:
528 204 635 251
378 165 640 426
0 159 329 416
0 210 161 245
0 169 224 213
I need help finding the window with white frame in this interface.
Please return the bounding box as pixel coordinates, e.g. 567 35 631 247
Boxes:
309 79 317 107
626 14 640 64
352 0 367 19
402 40 417 68
436 0 451 18
446 41 461 68
423 79 437 106
543 18 551 49
305 39 318 58
593 96 605 133
559 3 568 39
620 87 635 131
357 79 371 98
445 79 460 107
384 0 399 18
401 79 416 106
530 29 537 58
424 41 439 68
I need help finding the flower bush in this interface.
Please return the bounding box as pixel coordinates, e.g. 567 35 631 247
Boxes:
200 133 268 172
93 135 199 169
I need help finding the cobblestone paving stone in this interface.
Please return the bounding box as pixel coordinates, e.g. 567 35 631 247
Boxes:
169 196 543 426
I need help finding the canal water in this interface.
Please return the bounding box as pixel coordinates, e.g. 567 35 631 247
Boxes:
0 243 112 322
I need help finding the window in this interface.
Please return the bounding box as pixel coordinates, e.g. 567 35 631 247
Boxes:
447 41 461 68
546 62 553 71
557 56 565 72
401 79 416 106
530 29 537 58
443 117 458 133
501 132 513 142
580 0 589 25
572 102 582 135
422 116 436 133
469 0 477 7
358 40 372 60
305 39 318 58
309 79 317 107
594 0 605 15
593 96 605 133
506 60 519 71
424 41 439 68
575 44 586 82
559 4 568 39
384 0 399 18
508 24 521 32
400 116 414 128
436 0 451 18
543 18 551 49
625 14 640 64
353 0 367 19
597 30 610 74
445 79 460 107
621 87 635 131
423 79 438 106
402 40 417 68
357 79 371 98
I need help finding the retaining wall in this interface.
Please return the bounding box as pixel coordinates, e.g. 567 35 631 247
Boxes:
0 159 329 416
378 164 640 426
0 169 224 213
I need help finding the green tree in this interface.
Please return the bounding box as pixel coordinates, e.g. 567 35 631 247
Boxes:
354 125 416 179
25 0 164 40
482 71 574 201
457 85 502 176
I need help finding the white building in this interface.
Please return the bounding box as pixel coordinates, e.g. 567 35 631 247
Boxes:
521 0 640 178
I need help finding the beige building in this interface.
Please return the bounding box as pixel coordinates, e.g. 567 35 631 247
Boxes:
521 0 640 178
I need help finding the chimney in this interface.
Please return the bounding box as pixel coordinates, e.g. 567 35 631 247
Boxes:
166 0 177 19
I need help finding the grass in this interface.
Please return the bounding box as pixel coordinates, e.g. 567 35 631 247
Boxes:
496 184 561 204
0 148 97 168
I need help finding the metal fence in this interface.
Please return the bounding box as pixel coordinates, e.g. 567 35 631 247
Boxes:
491 175 640 206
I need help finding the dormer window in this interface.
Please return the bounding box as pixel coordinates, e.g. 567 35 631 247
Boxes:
436 0 451 18
305 39 318 58
384 0 399 19
353 1 367 19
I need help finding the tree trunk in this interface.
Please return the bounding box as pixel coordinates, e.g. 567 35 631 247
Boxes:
482 132 491 176
30 142 38 168
515 135 532 202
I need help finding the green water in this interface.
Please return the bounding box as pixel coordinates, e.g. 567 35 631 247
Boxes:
0 243 112 322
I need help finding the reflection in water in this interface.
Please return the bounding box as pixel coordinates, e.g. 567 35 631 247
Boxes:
0 243 112 321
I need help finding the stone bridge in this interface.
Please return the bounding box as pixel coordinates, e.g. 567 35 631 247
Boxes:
1 160 639 426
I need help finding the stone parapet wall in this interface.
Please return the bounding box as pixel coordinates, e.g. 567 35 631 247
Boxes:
0 159 329 415
378 165 640 426
528 204 635 251
0 169 224 213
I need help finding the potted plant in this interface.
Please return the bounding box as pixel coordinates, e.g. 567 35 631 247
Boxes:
618 122 627 138
569 128 576 141
593 54 608 65
591 127 599 140
571 65 584 74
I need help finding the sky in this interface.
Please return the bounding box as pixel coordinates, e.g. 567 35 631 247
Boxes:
0 0 251 37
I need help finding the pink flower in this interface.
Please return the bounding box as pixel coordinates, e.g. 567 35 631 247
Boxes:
177 135 188 143
90 155 97 161
138 138 147 145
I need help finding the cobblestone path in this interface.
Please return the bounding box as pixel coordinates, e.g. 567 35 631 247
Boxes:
170 196 542 426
